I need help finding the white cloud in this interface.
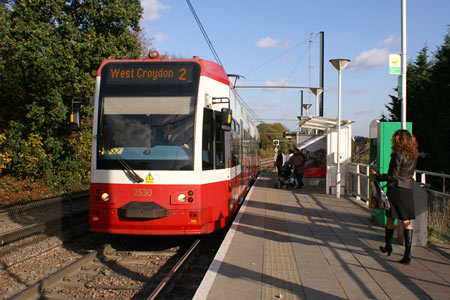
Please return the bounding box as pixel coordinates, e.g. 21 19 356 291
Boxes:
263 78 292 91
256 36 279 48
326 86 368 95
155 33 171 44
141 0 169 22
348 48 389 71
251 102 278 112
378 35 399 47
265 79 292 86
354 109 374 115
280 41 291 49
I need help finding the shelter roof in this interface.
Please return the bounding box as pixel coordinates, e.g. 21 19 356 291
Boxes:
297 116 354 132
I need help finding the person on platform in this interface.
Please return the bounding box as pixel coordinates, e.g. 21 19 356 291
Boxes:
288 149 294 159
287 148 305 188
275 150 284 176
371 130 418 265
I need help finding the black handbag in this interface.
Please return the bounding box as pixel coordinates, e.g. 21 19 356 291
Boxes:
370 181 391 210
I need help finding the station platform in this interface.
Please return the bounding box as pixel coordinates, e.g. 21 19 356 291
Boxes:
194 172 450 300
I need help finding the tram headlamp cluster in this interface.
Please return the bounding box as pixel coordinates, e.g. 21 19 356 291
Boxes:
101 193 110 202
187 190 194 203
177 194 186 203
175 190 194 204
95 189 111 202
149 51 158 58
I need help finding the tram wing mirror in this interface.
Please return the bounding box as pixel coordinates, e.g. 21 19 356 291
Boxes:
220 108 232 131
69 105 81 131
69 96 93 131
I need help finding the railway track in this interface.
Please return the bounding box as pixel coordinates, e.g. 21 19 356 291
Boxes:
260 157 275 171
0 186 244 299
7 239 200 300
0 191 89 246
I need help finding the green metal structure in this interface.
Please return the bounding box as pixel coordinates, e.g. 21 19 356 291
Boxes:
369 121 412 225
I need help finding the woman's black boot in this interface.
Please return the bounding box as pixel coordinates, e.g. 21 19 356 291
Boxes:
379 228 394 256
399 229 413 265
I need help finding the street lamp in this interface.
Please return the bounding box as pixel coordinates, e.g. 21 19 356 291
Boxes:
309 88 323 116
329 58 351 198
302 103 312 115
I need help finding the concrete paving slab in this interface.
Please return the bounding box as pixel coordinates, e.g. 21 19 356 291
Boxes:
194 172 450 300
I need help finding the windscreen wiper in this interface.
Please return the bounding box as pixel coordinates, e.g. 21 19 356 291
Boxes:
110 151 144 183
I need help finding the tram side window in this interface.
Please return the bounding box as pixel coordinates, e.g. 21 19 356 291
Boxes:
215 111 225 169
202 108 214 170
231 120 240 167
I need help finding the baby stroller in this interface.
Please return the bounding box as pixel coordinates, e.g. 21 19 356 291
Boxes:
276 163 297 189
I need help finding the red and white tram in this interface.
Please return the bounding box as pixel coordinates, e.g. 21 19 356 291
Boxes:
89 50 260 235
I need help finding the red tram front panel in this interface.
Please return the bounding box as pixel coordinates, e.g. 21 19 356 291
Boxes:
89 178 236 235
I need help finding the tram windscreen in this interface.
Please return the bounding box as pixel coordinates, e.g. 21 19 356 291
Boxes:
96 61 199 171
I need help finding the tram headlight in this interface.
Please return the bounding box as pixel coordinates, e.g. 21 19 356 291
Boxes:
177 194 186 203
101 193 110 202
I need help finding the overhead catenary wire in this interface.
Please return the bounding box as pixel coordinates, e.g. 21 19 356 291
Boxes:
185 1 316 124
243 35 316 77
240 33 320 126
186 0 262 122
234 89 261 121
283 47 309 87
186 0 223 68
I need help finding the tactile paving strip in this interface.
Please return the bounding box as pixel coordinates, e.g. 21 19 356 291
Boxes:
262 189 305 299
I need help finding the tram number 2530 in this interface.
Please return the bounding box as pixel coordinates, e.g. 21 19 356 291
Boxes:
134 189 152 197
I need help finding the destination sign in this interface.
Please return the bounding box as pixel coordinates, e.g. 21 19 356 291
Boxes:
103 63 195 85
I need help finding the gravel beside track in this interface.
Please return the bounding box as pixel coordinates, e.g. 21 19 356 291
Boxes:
1 233 207 300
40 242 190 299
0 191 242 299
0 235 87 299
0 192 89 245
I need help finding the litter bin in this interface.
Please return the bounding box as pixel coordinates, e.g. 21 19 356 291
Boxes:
397 182 428 247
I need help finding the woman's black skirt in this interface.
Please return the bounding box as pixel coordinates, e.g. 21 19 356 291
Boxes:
386 187 415 220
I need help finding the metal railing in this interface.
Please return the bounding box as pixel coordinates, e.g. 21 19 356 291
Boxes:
414 170 450 194
347 163 450 238
414 170 450 239
347 163 371 202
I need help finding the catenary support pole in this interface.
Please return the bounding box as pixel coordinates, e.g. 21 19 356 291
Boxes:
319 31 324 116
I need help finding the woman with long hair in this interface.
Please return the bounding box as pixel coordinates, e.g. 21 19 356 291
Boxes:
371 130 419 265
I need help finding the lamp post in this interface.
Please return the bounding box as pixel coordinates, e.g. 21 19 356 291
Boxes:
401 0 407 129
329 58 350 198
309 88 323 116
302 103 312 115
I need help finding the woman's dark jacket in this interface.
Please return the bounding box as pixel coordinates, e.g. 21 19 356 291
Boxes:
376 152 417 189
287 153 305 174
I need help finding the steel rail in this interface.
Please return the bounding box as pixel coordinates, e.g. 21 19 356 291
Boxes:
0 208 88 245
7 249 98 300
147 239 201 300
0 191 89 213
0 191 89 245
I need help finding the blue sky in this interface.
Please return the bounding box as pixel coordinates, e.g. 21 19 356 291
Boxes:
140 0 450 137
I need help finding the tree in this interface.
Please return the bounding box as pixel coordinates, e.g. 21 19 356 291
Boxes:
382 28 450 173
0 1 143 188
380 92 401 122
427 28 450 173
257 123 295 158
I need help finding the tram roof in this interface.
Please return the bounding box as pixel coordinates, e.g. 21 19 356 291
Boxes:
96 57 229 86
